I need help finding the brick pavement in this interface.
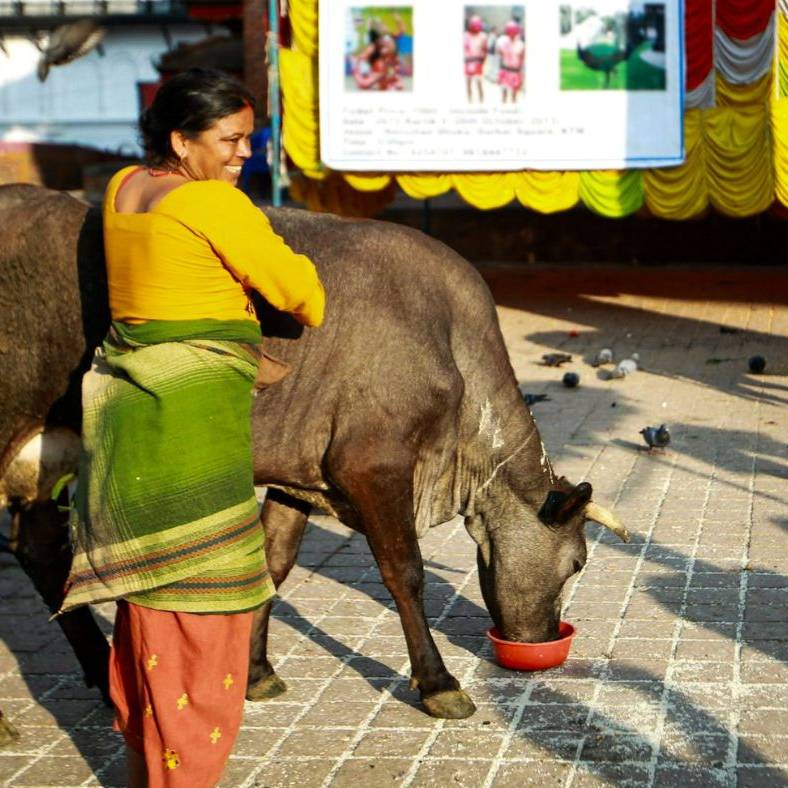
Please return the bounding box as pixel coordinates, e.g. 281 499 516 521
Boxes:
1 265 786 787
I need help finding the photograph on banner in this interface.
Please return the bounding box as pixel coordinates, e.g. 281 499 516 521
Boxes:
345 6 414 92
559 2 667 90
464 6 525 105
321 0 684 171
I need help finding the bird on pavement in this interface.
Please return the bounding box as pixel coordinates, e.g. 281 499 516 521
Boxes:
607 353 639 379
592 348 614 367
748 355 766 374
521 392 550 406
640 424 670 450
542 352 573 367
37 20 105 82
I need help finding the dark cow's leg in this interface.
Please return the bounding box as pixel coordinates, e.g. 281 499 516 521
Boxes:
333 449 476 719
10 501 110 702
246 489 311 701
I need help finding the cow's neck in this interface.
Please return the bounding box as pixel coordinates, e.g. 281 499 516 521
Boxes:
428 391 555 525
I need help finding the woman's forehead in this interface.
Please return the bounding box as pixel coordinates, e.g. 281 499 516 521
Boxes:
210 106 254 135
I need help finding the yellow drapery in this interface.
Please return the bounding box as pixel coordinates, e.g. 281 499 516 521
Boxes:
281 0 788 217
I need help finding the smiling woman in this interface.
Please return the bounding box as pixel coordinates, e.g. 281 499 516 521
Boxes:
60 68 326 788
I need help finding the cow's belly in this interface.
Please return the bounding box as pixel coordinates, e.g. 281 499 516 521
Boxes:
0 427 80 508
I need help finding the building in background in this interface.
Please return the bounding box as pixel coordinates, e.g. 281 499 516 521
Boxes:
0 0 245 186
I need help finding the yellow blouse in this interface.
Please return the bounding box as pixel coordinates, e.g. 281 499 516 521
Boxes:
103 166 325 326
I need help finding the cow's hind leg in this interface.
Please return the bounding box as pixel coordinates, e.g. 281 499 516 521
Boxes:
247 489 311 701
333 447 476 720
10 501 110 702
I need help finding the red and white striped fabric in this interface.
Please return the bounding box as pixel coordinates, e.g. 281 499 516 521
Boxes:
685 0 776 109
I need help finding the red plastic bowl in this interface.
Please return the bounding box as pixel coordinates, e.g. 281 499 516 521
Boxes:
487 622 576 671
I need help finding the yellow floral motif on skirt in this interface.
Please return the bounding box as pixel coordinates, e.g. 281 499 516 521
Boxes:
163 749 180 770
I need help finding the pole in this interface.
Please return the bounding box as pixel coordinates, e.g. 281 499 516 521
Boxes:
268 0 282 207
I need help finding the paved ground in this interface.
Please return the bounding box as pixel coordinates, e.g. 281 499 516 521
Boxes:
1 265 786 787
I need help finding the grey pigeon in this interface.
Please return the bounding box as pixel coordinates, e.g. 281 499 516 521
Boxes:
592 347 614 367
37 20 105 82
607 353 639 379
542 352 572 367
522 393 550 406
640 424 670 450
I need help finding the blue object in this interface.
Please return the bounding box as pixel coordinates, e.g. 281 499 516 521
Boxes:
240 127 271 194
562 372 580 388
268 0 282 207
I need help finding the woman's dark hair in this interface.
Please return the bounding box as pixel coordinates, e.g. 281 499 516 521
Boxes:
139 68 255 167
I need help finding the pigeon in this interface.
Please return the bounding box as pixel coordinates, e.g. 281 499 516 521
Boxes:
37 20 105 82
521 393 550 406
542 352 572 367
607 353 639 380
592 348 614 367
640 424 670 450
562 372 580 388
748 355 766 374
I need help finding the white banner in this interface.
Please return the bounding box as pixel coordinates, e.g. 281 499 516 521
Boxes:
319 1 685 171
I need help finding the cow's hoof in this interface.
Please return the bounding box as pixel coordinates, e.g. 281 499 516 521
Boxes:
0 715 20 747
246 673 287 701
422 689 477 719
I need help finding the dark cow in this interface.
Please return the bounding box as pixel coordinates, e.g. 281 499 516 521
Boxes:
0 185 627 725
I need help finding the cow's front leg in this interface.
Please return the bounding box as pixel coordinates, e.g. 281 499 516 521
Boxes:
247 489 311 701
10 502 110 701
334 451 476 719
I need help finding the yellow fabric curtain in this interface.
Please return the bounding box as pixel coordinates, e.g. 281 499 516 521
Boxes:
396 174 453 200
579 171 644 217
716 72 773 107
343 173 394 192
513 172 580 213
779 10 788 98
704 107 773 216
643 112 709 219
770 98 788 207
282 0 788 216
290 172 396 216
279 48 323 178
288 0 319 57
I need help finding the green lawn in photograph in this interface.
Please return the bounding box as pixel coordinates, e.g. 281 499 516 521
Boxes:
560 41 666 91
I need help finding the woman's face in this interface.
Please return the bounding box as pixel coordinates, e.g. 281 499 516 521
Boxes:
173 104 254 184
379 35 396 56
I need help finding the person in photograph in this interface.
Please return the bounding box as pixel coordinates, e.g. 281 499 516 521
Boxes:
484 25 500 83
498 19 525 103
464 14 488 103
352 15 408 91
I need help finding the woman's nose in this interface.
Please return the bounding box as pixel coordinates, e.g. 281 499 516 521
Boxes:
237 138 252 160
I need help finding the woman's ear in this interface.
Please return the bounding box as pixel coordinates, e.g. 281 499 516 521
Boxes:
170 130 188 161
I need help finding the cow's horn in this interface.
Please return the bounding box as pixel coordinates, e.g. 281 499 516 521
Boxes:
584 502 630 543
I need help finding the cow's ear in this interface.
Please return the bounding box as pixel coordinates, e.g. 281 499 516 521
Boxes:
539 482 593 527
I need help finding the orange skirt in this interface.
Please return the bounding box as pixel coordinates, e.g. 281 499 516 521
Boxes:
109 601 253 788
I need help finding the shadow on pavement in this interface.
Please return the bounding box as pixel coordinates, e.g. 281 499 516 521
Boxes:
264 518 785 779
481 265 788 407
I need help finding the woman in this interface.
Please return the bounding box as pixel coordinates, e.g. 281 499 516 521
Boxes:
352 31 404 91
60 68 325 787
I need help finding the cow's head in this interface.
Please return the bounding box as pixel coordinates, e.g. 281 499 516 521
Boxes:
465 470 628 643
